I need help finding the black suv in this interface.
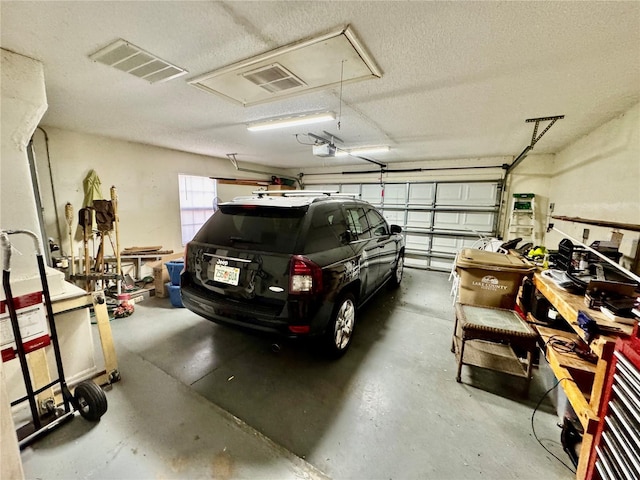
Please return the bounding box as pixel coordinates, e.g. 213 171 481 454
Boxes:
180 192 405 356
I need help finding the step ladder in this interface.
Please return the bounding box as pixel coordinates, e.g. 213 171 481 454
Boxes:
508 193 536 243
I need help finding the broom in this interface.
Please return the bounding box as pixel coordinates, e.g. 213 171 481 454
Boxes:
111 186 122 296
65 202 75 276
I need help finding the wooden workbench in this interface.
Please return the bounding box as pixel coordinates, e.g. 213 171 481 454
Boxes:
533 272 634 479
105 253 166 280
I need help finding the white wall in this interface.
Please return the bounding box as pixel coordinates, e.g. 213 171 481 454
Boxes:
0 49 47 273
32 128 286 258
546 102 640 270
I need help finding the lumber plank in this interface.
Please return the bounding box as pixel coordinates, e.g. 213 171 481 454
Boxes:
552 215 640 232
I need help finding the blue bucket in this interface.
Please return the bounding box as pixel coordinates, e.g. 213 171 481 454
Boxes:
167 283 184 308
165 261 184 286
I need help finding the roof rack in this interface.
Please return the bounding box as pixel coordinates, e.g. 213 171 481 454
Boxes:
252 190 357 198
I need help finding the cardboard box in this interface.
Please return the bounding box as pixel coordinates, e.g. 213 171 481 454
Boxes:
456 249 536 309
149 252 184 297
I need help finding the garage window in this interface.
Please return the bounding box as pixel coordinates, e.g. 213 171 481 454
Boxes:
179 174 217 245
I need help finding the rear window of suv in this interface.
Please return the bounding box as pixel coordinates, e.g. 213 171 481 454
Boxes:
193 205 306 254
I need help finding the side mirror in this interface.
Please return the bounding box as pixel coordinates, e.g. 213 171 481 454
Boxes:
390 224 402 234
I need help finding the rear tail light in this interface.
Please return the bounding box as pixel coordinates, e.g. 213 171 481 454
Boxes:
289 255 323 294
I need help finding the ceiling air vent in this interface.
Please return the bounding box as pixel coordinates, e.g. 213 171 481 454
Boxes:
89 39 188 84
242 63 306 93
189 25 382 106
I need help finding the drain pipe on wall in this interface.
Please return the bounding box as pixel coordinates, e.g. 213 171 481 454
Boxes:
26 139 52 267
35 126 65 259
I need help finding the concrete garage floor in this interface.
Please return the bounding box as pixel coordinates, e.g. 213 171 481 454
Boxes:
21 269 574 479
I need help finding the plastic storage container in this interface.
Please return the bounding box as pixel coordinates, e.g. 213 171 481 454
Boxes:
167 283 184 308
165 261 184 286
455 249 536 309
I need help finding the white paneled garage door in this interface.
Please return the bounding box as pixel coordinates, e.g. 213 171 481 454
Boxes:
311 181 501 271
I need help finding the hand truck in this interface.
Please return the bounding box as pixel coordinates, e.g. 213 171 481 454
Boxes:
1 229 107 448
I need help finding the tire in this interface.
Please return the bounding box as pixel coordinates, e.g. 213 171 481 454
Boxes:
74 381 108 421
390 254 404 289
324 292 357 358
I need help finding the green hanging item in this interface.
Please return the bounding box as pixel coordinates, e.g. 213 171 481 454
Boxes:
82 169 105 208
76 169 105 241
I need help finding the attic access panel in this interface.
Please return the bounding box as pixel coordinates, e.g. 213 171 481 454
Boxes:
188 25 381 106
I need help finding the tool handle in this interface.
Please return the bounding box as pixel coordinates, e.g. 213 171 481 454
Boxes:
65 203 76 275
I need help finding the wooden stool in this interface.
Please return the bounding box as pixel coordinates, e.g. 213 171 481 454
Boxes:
451 303 538 389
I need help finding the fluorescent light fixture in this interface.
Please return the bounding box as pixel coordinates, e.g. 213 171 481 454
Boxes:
335 146 390 157
247 112 335 132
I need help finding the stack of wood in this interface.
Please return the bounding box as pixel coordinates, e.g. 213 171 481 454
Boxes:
121 246 174 256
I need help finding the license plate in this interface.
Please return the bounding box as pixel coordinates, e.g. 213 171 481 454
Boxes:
213 264 240 286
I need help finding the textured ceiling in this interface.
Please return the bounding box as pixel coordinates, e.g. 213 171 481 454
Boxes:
1 1 639 169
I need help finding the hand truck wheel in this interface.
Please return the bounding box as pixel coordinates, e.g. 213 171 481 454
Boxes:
74 381 108 421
